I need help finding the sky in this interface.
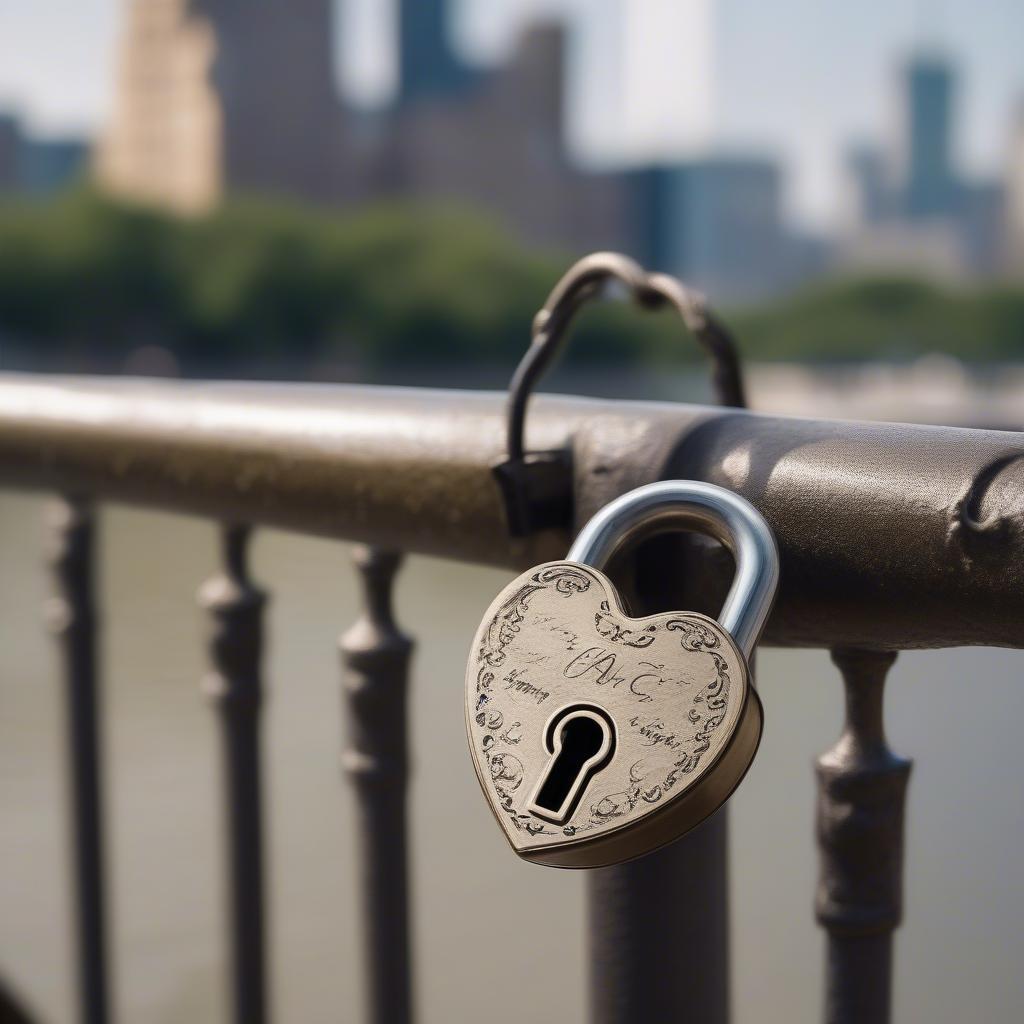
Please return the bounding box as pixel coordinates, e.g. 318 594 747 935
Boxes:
0 0 1022 232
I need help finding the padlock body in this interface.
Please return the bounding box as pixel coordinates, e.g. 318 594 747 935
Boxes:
466 561 763 868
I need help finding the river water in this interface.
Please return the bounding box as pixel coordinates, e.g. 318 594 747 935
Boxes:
1 493 1021 1023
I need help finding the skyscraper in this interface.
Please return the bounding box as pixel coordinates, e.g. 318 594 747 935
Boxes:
0 111 89 195
840 50 1017 280
901 53 957 219
845 144 894 226
397 0 477 107
96 0 221 212
97 0 348 212
0 115 18 192
631 159 788 302
93 0 803 298
1007 99 1024 273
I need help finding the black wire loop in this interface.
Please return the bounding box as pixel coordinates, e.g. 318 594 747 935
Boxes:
495 251 747 537
506 252 746 463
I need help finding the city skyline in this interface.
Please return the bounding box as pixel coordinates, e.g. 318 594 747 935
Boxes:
1 0 1022 230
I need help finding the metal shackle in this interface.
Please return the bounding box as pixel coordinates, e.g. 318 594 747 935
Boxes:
566 481 779 659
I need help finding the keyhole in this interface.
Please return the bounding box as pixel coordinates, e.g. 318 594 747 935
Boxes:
528 704 616 824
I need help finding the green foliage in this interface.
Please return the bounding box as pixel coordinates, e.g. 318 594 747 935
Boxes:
727 275 1024 363
0 188 1022 372
0 189 662 371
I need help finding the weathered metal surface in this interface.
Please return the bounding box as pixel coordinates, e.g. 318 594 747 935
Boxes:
200 525 269 1024
816 649 911 1024
340 547 414 1024
2 376 1023 648
44 496 109 1024
588 811 730 1024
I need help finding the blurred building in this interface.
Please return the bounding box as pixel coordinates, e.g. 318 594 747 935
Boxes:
96 0 816 300
900 54 958 220
0 115 18 192
1007 100 1024 275
96 0 622 254
959 180 1006 276
388 21 624 255
840 51 1013 280
397 0 480 105
96 0 346 212
0 111 88 195
631 159 814 302
845 144 895 226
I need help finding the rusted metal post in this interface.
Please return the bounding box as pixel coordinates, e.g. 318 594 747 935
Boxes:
588 811 728 1023
586 544 729 1024
45 496 109 1024
200 525 269 1024
816 649 911 1024
339 547 415 1024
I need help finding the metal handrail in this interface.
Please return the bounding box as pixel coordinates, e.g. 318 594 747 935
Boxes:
1 373 1022 649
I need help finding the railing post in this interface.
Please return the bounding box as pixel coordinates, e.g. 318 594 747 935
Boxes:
588 811 728 1023
587 547 729 1024
339 546 415 1024
816 648 911 1024
45 496 110 1024
200 525 269 1024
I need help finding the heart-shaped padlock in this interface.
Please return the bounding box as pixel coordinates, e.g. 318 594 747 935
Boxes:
465 480 779 868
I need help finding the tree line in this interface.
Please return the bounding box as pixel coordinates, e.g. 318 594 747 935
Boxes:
0 189 1021 373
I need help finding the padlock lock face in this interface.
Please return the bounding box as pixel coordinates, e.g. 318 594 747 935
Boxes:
465 560 762 868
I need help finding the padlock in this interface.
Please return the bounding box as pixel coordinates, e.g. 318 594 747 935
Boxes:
465 480 779 868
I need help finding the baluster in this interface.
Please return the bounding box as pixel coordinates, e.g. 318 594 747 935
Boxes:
589 812 729 1023
200 525 269 1024
816 648 912 1024
589 549 729 1024
46 496 109 1024
339 547 414 1024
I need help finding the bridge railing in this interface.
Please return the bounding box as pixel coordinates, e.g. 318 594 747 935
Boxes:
2 373 1022 1024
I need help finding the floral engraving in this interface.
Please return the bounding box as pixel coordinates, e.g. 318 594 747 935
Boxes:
467 560 746 847
595 601 657 647
474 564 594 838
